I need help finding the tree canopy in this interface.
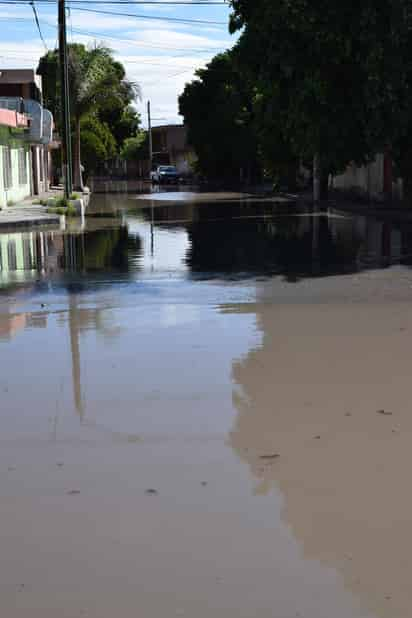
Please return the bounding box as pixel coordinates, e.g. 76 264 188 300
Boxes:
179 1 412 197
179 52 260 182
228 1 412 188
37 43 140 188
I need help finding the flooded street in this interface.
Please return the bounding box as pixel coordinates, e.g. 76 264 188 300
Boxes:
2 191 412 618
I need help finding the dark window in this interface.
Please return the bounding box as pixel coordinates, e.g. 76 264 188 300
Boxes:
2 147 12 190
18 149 27 185
7 239 17 270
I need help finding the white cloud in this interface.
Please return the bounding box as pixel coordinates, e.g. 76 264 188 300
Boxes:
0 5 235 126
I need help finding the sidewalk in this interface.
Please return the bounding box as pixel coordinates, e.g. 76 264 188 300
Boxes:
0 186 92 230
0 187 65 229
0 204 60 229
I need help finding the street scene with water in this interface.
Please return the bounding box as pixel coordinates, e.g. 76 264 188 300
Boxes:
2 188 412 618
3 1 412 617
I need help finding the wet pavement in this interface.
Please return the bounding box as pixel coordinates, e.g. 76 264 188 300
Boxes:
1 190 412 618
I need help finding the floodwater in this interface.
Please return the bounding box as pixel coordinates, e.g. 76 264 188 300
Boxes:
1 191 412 618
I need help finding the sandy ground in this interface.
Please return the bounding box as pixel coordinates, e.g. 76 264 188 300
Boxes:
1 256 412 617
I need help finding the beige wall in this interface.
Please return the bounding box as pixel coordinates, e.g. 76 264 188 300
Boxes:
332 154 385 200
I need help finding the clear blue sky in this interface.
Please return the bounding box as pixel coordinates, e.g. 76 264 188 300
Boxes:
0 0 236 125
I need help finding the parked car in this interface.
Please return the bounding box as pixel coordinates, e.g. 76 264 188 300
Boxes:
150 165 179 185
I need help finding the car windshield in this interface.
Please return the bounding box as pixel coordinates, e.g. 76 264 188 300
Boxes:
159 166 177 172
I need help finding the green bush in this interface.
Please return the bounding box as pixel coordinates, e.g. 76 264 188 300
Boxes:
55 197 69 208
47 205 77 217
70 192 80 200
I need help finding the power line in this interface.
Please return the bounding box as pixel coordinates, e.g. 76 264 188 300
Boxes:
67 5 74 43
0 15 229 54
0 1 227 4
68 25 226 54
65 5 227 25
0 2 228 27
29 0 48 50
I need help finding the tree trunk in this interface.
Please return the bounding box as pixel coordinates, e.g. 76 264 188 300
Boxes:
313 153 321 202
320 171 329 201
399 153 412 205
73 117 84 192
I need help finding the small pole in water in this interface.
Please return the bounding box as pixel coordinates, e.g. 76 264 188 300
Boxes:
151 202 154 259
147 101 153 173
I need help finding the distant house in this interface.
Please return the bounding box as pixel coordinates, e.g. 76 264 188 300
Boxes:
151 124 195 174
0 69 56 207
0 69 43 100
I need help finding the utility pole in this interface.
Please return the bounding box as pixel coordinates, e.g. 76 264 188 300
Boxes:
147 100 153 172
58 0 72 198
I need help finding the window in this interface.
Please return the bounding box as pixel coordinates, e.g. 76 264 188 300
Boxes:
2 147 12 190
18 149 28 186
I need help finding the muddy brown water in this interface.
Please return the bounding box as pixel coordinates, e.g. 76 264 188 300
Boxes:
1 191 412 617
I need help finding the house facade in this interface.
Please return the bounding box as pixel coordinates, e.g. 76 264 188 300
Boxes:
151 124 195 174
0 108 31 208
0 69 55 208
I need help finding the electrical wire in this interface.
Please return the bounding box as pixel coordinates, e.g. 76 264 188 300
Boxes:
0 1 227 4
29 0 48 50
0 15 229 55
65 5 227 26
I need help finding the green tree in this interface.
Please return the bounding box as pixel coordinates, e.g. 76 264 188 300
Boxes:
80 116 117 178
229 1 412 199
100 105 141 149
179 51 260 183
120 132 148 162
37 43 139 190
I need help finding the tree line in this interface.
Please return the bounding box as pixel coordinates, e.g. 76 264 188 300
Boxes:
179 1 412 199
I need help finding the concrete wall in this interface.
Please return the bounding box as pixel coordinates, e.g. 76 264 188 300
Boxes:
172 151 196 175
0 144 31 208
332 154 385 200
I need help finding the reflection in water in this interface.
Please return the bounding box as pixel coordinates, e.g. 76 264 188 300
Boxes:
68 294 84 420
0 224 141 288
228 298 412 618
138 200 409 280
0 197 411 288
186 211 363 280
2 194 412 618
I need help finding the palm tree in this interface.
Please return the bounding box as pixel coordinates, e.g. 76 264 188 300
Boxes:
68 44 139 191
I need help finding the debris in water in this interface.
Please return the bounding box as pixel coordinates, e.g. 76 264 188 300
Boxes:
201 481 208 487
345 412 352 417
145 489 158 496
314 435 321 440
377 409 393 416
67 490 81 495
259 454 280 460
57 462 64 468
7 466 16 472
